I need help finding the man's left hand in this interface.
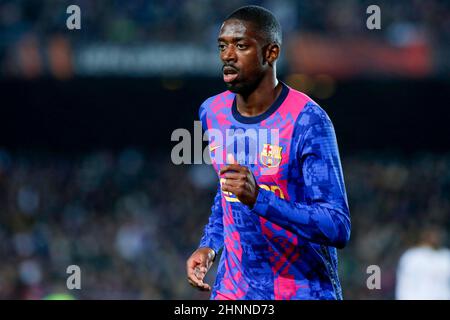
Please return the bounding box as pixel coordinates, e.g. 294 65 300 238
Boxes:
220 163 259 208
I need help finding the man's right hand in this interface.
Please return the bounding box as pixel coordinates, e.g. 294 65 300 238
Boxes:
186 247 216 291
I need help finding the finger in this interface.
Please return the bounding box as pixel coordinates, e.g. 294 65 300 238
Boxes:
199 283 212 291
194 266 207 281
222 184 240 195
187 266 204 284
188 277 201 288
186 259 200 277
220 164 244 175
187 272 203 286
222 179 244 188
195 278 212 291
222 172 246 181
188 275 211 291
200 266 209 273
188 278 198 287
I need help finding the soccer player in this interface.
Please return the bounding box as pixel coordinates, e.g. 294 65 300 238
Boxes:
186 5 351 300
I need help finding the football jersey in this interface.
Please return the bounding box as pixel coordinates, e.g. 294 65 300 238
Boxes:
198 82 351 300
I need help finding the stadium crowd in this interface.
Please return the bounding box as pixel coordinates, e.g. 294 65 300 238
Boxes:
0 0 448 302
0 148 448 299
1 0 449 44
1 0 450 76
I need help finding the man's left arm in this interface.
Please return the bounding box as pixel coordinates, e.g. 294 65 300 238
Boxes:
221 111 351 248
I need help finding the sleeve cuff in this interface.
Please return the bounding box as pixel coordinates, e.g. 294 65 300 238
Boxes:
198 239 221 257
250 188 273 217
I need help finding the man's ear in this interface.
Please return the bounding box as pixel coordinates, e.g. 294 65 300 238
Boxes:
264 43 280 66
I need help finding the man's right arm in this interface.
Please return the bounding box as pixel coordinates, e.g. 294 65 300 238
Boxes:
187 184 224 291
197 100 224 256
198 183 224 257
186 100 224 291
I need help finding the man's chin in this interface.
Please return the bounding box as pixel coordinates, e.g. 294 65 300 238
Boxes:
225 82 247 94
225 82 238 93
225 78 261 95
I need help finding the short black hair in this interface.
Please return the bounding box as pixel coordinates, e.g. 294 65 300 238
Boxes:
225 5 282 46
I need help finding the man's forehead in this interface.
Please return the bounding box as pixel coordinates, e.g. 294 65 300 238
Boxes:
218 19 257 40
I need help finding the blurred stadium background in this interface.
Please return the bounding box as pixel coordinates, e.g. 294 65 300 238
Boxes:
0 0 449 299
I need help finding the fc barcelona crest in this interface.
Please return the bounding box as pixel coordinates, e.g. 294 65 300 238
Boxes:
260 144 282 167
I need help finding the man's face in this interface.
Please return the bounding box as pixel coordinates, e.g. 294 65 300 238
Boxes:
218 19 268 94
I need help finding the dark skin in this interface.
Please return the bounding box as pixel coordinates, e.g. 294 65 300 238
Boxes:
186 247 215 291
220 153 259 208
219 19 282 116
187 18 281 291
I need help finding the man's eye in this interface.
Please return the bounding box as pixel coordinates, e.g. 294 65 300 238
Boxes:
237 44 247 50
218 44 226 51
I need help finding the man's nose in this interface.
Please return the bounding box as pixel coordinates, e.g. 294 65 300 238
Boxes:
221 45 237 63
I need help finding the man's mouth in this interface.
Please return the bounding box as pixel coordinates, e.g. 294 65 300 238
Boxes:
223 66 239 83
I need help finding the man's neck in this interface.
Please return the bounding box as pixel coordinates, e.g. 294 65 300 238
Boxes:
235 74 282 117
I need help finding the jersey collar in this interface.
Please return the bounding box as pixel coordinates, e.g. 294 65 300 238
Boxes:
231 82 289 124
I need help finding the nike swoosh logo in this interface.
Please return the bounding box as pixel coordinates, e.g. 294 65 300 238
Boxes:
209 145 221 152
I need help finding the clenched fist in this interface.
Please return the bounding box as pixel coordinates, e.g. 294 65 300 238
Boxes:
220 155 259 208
